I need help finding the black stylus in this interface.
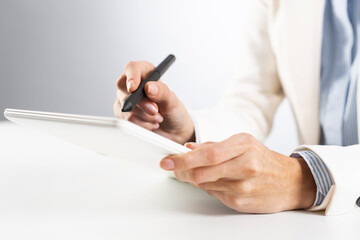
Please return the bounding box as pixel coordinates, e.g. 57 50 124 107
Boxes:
121 54 176 112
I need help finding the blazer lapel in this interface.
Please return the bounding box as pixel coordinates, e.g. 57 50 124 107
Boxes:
357 68 360 142
271 0 325 144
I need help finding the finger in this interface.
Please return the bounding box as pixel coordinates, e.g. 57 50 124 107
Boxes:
116 73 127 93
117 89 160 117
123 61 155 93
198 179 254 194
198 179 232 191
116 89 127 106
184 142 199 150
161 135 249 171
174 163 226 183
184 141 214 150
115 90 130 117
181 153 261 184
132 106 163 123
174 155 249 184
144 81 178 109
128 115 160 130
137 98 159 116
124 63 141 93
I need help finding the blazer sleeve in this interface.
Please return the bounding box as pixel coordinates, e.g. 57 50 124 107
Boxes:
295 144 360 216
191 0 283 143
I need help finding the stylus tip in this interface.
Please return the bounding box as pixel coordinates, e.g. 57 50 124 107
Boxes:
121 101 133 112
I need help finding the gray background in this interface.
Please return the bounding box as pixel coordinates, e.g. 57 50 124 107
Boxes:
0 0 298 154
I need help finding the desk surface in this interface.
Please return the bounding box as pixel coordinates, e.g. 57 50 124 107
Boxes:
0 122 359 240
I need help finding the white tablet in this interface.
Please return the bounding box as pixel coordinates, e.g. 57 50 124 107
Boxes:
4 109 190 175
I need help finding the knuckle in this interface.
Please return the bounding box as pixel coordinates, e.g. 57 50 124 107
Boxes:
234 181 254 194
116 77 121 87
205 147 219 164
233 198 248 212
231 133 245 140
227 196 245 209
138 60 155 70
245 158 261 177
238 133 256 144
132 110 145 120
138 99 154 112
234 197 244 208
124 61 137 70
174 171 185 182
127 114 135 123
137 100 147 110
164 85 172 95
231 133 255 146
180 154 192 169
164 87 172 98
156 84 170 100
161 88 177 106
144 60 155 68
189 169 205 184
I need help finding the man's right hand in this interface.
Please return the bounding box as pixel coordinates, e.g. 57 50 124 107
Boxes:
113 60 195 144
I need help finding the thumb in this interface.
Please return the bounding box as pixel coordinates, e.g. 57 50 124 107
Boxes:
144 81 178 109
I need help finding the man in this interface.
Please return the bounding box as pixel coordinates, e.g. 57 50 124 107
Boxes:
113 0 360 215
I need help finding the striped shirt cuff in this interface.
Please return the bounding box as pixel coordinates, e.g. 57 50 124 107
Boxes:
292 150 335 207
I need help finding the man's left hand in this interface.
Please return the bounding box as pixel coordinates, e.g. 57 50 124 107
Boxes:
160 133 317 213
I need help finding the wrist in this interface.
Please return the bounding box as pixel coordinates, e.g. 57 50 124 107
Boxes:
182 122 195 144
292 157 317 209
180 111 196 144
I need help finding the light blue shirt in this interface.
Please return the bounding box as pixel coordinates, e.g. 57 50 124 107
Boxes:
320 0 359 146
297 0 359 207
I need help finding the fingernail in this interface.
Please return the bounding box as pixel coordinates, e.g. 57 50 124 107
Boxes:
152 123 160 129
161 159 174 170
147 83 158 95
184 142 199 149
127 79 134 92
144 103 158 115
155 114 163 123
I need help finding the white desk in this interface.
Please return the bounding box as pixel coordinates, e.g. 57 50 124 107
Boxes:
0 122 359 240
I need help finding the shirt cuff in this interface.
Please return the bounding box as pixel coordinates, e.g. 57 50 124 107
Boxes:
291 150 335 209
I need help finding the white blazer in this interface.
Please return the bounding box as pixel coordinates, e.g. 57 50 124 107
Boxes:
192 0 360 216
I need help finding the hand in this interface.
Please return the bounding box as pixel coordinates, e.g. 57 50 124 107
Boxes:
160 133 317 213
113 60 195 144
